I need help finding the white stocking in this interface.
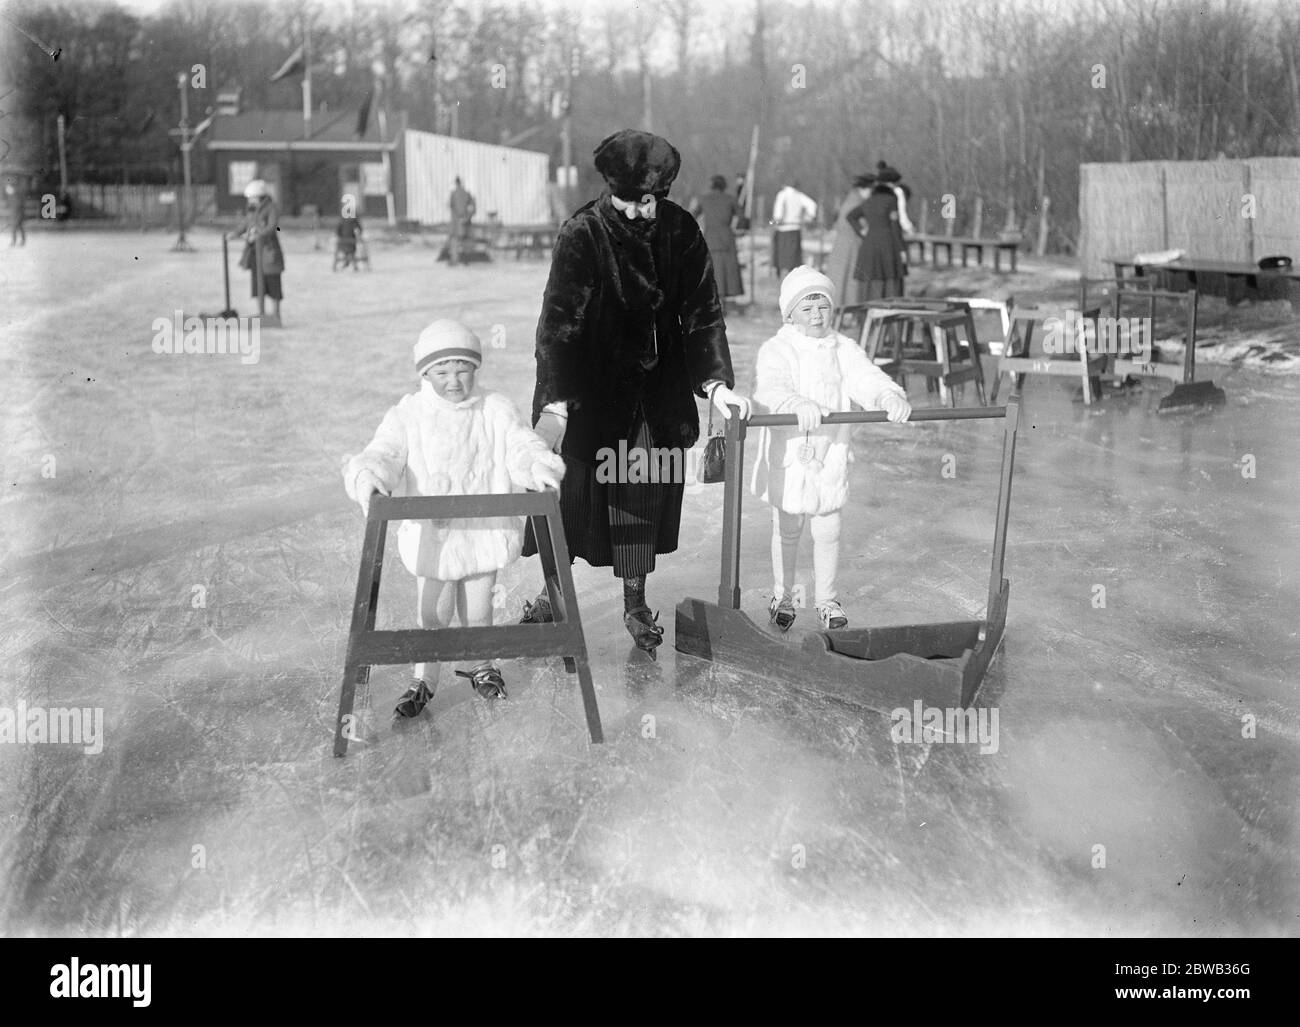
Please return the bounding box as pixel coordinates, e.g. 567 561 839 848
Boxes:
810 511 841 604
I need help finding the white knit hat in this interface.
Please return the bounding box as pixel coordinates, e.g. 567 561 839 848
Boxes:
413 319 483 375
779 265 836 320
243 179 269 200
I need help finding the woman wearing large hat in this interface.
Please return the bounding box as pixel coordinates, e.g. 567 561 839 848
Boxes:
847 162 908 300
522 129 751 657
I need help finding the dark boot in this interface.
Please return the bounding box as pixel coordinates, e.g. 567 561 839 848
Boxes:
455 665 508 700
624 605 665 659
519 590 553 624
394 679 435 718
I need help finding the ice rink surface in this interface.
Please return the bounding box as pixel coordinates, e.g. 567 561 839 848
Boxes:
2 228 1297 936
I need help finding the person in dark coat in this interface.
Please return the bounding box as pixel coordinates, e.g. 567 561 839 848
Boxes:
846 165 906 299
448 177 476 264
691 175 743 308
233 179 285 320
335 195 364 270
522 129 752 657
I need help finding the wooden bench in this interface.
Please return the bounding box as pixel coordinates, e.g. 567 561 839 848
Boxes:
907 234 1020 272
495 225 557 260
1108 256 1300 310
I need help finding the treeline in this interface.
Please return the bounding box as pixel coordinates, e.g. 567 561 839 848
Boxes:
3 0 1299 251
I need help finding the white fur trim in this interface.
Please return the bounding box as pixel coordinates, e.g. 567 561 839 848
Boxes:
749 326 904 514
343 387 557 579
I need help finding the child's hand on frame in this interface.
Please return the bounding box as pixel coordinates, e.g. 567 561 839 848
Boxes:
880 393 912 423
532 462 562 492
792 399 823 433
354 470 389 516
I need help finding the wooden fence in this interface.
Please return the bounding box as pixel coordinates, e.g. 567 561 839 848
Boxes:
67 184 217 228
1079 159 1300 277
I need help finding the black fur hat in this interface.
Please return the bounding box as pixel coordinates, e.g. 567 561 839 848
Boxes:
875 160 902 183
593 129 682 201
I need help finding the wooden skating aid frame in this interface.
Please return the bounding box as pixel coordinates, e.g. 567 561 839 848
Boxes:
333 491 603 756
676 400 1020 711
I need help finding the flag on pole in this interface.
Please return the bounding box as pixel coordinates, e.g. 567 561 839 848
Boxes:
351 88 371 137
356 87 374 138
270 45 305 82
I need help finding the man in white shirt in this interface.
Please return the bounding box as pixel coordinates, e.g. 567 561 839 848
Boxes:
771 180 817 277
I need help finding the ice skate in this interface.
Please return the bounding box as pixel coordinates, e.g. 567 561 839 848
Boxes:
394 679 435 718
456 665 508 700
769 593 797 632
519 591 553 624
624 605 665 659
816 598 848 630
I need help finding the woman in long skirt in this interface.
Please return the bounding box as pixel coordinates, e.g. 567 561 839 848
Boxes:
522 130 751 658
692 175 744 308
235 179 285 320
847 179 907 300
823 174 873 307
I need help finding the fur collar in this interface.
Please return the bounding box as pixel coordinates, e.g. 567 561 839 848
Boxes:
417 379 484 411
776 323 843 349
593 193 665 312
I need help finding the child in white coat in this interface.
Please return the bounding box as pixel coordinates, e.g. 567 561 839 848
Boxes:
343 320 566 718
751 266 912 631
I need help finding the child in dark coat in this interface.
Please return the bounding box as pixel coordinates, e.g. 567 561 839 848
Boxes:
335 197 364 270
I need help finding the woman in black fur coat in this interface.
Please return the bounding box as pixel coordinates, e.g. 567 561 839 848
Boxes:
522 129 752 657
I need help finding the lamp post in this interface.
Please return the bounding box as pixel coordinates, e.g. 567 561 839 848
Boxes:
172 70 195 252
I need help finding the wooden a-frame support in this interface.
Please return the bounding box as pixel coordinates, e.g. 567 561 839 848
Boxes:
333 491 603 756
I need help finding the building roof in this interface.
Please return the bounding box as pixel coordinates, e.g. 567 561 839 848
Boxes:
207 109 404 151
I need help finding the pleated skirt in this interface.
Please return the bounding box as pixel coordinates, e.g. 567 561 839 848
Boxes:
772 229 803 273
523 414 685 577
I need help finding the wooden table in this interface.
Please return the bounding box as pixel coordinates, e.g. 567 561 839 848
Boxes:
1108 256 1300 310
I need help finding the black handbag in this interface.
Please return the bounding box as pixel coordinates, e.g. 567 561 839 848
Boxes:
697 399 726 484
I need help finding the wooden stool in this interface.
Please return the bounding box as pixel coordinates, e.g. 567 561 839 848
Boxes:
832 302 873 347
991 306 1105 405
869 309 987 407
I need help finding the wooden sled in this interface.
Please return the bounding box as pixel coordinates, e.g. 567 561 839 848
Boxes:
675 399 1020 711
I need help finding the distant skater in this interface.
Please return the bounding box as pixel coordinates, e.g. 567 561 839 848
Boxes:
343 320 565 718
448 177 476 265
233 179 285 320
847 169 907 300
6 182 25 246
691 175 744 311
771 180 818 278
335 196 364 270
824 173 874 306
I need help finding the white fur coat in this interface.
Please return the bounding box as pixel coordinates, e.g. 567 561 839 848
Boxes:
343 382 565 581
750 325 907 515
